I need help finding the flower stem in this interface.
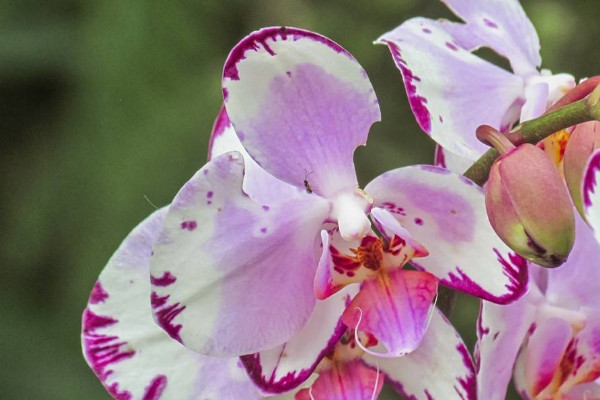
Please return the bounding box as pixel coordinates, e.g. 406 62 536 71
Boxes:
464 86 600 185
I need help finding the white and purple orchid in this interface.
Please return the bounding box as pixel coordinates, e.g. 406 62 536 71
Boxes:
379 0 576 173
476 214 600 400
84 25 531 400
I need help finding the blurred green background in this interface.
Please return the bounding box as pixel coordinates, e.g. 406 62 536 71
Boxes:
2 0 599 398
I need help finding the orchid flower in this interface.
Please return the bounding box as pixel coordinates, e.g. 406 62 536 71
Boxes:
147 26 528 394
378 0 576 172
476 214 600 400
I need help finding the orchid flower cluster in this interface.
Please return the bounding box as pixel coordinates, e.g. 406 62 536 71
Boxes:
82 1 600 399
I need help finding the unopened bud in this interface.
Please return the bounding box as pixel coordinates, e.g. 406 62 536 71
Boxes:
564 121 600 217
479 126 575 267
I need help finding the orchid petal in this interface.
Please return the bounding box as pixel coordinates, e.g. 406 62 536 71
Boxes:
295 360 383 400
520 81 549 121
584 149 600 241
363 308 476 400
365 165 529 304
477 295 537 400
341 269 438 357
546 214 600 309
223 27 380 198
434 145 472 175
377 18 523 161
524 317 573 397
82 209 261 400
208 106 303 204
150 152 330 356
241 285 358 394
440 0 541 75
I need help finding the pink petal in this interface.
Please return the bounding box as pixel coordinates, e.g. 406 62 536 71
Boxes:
545 214 600 309
524 317 573 396
223 27 380 198
434 145 472 174
476 294 537 400
377 18 523 161
150 152 330 356
341 269 437 357
241 285 358 394
208 106 303 204
82 209 262 400
440 0 541 75
363 308 476 400
365 165 529 304
295 360 383 400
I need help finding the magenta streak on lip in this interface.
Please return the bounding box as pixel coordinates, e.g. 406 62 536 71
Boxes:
445 42 459 51
483 18 499 29
207 106 232 161
151 295 186 343
223 26 353 82
142 375 168 400
386 42 431 133
82 309 135 399
583 151 600 207
239 320 347 393
456 343 477 400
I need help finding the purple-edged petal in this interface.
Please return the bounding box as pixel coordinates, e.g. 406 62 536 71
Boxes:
208 106 302 204
476 294 537 400
584 149 600 240
365 165 529 304
440 0 541 75
223 27 380 198
363 308 476 400
341 269 438 357
295 360 383 400
377 18 523 161
82 208 261 400
545 214 600 309
240 284 358 394
150 152 330 356
434 145 472 175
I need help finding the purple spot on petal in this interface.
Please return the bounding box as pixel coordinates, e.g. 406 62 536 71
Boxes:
222 87 229 101
439 115 444 123
260 227 267 234
262 205 270 211
388 43 431 133
151 271 177 287
445 42 459 51
207 200 212 205
414 218 423 226
90 281 109 304
203 169 209 175
286 71 292 77
483 18 499 29
207 191 214 198
422 28 432 34
180 220 197 231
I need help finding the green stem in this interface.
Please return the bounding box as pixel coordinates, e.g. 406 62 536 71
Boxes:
464 92 600 185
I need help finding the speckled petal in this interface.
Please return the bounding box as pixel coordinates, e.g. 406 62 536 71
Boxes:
208 106 303 204
365 165 529 304
584 149 600 242
545 214 600 309
377 18 523 161
241 285 358 394
149 152 330 356
341 269 437 357
223 27 380 198
434 145 472 175
82 209 262 400
440 0 541 75
477 293 537 400
295 360 383 400
363 308 476 400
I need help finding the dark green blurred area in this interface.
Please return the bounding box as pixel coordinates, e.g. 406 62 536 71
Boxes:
2 0 599 398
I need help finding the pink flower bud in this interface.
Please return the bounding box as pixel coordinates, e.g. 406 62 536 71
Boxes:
564 121 600 217
486 144 575 267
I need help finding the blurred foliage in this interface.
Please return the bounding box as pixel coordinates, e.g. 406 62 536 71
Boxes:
1 0 599 399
